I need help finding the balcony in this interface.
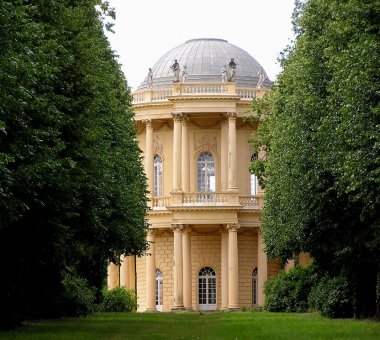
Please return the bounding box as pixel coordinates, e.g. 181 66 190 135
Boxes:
150 192 263 211
133 82 260 105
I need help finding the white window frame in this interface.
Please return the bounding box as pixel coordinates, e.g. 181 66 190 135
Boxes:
250 153 259 195
198 267 217 311
154 154 163 196
197 152 216 192
156 268 163 312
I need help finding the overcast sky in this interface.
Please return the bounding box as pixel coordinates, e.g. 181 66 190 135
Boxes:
105 0 296 91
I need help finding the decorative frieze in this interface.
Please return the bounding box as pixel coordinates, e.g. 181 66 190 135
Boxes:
194 134 218 154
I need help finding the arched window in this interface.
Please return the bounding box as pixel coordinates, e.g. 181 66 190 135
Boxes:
252 268 258 306
198 267 216 311
156 268 163 311
197 152 215 192
154 154 163 196
250 153 259 195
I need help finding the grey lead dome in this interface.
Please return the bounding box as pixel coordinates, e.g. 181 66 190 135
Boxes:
137 38 272 90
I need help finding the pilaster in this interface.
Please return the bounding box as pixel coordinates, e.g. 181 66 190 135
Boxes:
227 223 240 310
182 226 192 310
144 119 154 202
257 230 267 307
221 229 229 310
107 262 119 289
172 113 183 193
181 117 190 192
171 224 185 310
120 255 130 289
146 230 156 312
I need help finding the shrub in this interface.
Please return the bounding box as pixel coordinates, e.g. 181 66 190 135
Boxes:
101 287 137 312
61 272 96 316
264 265 313 312
308 275 353 318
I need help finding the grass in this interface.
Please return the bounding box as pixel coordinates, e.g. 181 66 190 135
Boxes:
0 311 379 340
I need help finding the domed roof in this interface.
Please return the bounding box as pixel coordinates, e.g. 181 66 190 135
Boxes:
138 38 272 90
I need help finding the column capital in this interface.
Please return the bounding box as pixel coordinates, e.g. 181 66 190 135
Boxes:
226 112 237 119
181 115 189 127
143 118 153 127
226 223 240 232
182 225 192 234
147 228 156 236
171 224 185 232
172 112 183 122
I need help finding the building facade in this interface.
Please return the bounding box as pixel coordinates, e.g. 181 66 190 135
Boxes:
108 38 283 311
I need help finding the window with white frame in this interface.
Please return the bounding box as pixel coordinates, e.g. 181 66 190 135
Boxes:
197 152 215 192
198 267 216 311
154 154 163 196
250 153 259 195
156 268 163 311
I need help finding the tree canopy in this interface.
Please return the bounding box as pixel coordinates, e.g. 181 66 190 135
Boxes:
250 0 380 317
0 0 148 326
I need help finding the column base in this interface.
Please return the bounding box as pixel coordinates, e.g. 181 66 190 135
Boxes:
145 307 157 313
184 307 193 311
227 305 240 311
171 305 186 311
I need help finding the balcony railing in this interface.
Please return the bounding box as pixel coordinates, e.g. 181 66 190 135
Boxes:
183 192 228 205
150 193 262 211
133 83 260 104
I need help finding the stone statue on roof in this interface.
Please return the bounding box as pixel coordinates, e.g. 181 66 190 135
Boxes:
171 59 180 82
257 67 265 88
221 65 228 82
181 65 188 83
147 68 153 88
227 58 236 82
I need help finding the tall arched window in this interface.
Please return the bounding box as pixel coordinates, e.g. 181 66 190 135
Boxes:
198 267 216 311
250 153 259 195
252 268 258 306
154 154 163 196
197 152 215 192
156 268 163 312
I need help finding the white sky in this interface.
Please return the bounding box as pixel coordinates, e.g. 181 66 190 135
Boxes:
105 0 296 91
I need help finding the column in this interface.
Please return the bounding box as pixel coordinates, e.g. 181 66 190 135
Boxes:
182 226 192 310
107 263 119 289
257 230 267 306
146 230 156 312
119 255 130 288
227 113 237 192
220 118 228 192
221 230 229 309
181 118 190 192
227 223 240 310
128 256 136 290
172 113 182 192
171 224 185 310
144 119 154 195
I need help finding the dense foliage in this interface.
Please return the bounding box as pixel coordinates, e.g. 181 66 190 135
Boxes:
0 0 148 327
308 275 353 318
264 266 314 313
101 287 137 312
250 0 380 318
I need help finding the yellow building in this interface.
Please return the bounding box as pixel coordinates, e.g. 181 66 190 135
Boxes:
108 38 282 311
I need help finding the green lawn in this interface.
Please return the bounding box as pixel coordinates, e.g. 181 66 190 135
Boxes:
1 312 379 340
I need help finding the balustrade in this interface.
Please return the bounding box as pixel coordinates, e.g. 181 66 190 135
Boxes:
151 196 171 210
236 88 257 100
151 193 261 209
183 192 229 205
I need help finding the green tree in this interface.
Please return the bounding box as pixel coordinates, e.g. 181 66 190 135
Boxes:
250 0 380 318
0 0 148 326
